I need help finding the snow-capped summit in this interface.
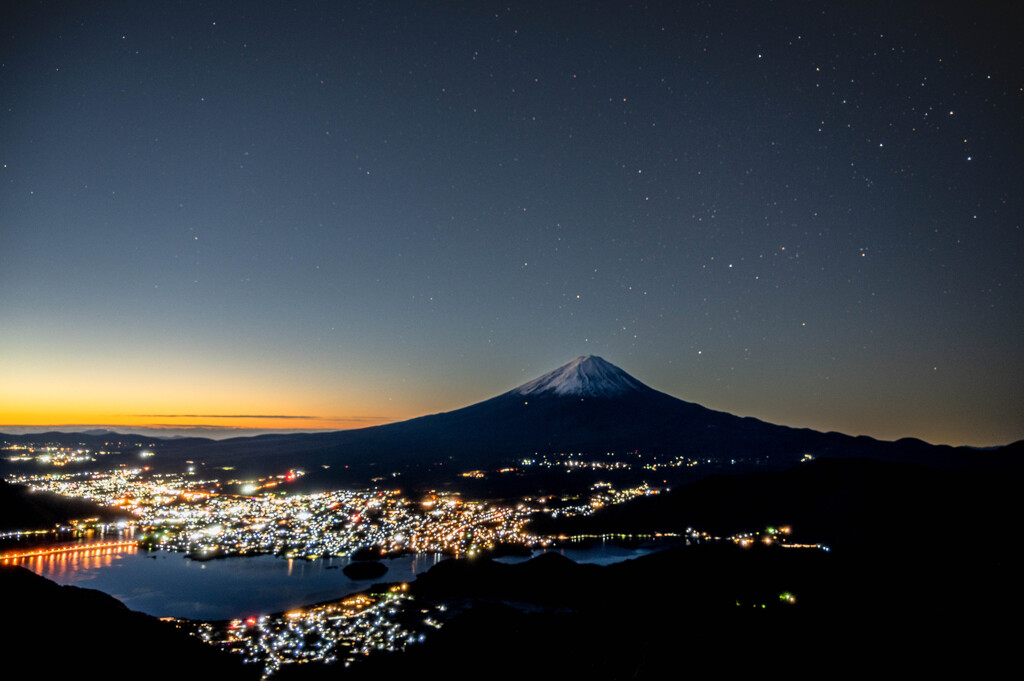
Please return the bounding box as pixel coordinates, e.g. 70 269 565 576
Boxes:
512 356 651 398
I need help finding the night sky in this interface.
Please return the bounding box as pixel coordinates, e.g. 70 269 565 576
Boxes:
2 1 1022 446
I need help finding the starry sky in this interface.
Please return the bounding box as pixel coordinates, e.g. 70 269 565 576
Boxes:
2 1 1022 446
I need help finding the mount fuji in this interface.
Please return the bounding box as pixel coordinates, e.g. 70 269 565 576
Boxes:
132 356 1001 484
512 355 650 397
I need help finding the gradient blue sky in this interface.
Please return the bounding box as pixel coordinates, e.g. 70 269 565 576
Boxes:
2 1 1021 446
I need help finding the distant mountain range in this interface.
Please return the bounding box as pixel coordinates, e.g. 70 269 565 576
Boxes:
3 356 1019 485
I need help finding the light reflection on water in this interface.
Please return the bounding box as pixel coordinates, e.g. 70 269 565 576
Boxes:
18 544 133 580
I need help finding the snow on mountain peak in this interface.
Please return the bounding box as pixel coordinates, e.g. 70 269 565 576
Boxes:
513 356 650 397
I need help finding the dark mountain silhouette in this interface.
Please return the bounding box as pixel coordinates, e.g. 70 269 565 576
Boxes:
534 456 1020 551
0 564 256 680
3 357 1018 486
293 533 1014 680
0 479 132 532
0 430 212 449
141 356 1013 482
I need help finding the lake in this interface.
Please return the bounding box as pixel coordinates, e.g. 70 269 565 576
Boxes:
11 538 676 620
13 545 446 620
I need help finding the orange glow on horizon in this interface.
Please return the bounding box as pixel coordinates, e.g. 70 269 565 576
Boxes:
0 354 477 436
0 411 395 433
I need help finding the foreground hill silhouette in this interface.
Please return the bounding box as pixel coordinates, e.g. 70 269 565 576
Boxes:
0 479 132 532
533 456 1019 550
283 537 1015 680
0 564 256 680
